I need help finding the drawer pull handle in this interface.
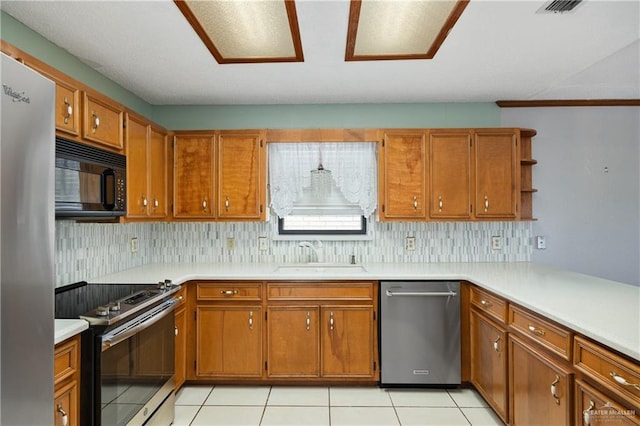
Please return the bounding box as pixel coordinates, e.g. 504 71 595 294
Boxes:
153 197 159 209
480 299 492 307
610 371 640 390
220 289 238 295
63 98 73 124
550 375 560 405
91 111 100 133
492 336 501 352
484 195 489 212
528 324 545 336
329 312 334 331
583 400 595 425
306 312 311 331
142 196 148 208
174 326 178 336
413 196 418 212
57 404 68 426
225 196 230 211
248 311 253 330
438 196 443 212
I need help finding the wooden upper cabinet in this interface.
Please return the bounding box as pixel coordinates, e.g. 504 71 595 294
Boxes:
379 130 427 220
217 131 265 220
474 130 519 219
428 130 472 220
173 134 215 218
54 80 81 137
126 115 149 217
148 126 169 218
82 91 124 151
126 114 168 219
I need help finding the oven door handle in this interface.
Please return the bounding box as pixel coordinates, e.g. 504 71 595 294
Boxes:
102 299 176 351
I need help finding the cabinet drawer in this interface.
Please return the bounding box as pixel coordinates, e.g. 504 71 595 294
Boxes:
54 336 79 385
267 282 374 301
575 378 640 425
54 379 78 426
173 286 187 306
574 336 640 410
197 283 262 301
509 305 572 361
470 286 507 324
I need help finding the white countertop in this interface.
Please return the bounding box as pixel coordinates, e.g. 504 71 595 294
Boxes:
91 261 640 361
55 318 88 345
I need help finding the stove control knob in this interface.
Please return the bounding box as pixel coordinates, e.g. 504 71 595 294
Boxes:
96 306 109 317
109 302 120 312
164 279 173 289
157 281 165 290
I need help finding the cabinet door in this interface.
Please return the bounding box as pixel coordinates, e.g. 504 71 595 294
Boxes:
321 306 375 378
126 114 150 218
267 306 320 378
509 335 573 425
173 135 215 218
470 309 508 423
54 380 78 426
196 306 262 377
474 130 518 219
217 131 264 220
55 80 80 137
148 126 168 218
82 92 124 150
575 379 640 426
429 130 472 219
174 304 187 390
379 130 427 220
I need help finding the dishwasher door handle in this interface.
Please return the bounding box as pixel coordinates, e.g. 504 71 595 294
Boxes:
385 290 457 297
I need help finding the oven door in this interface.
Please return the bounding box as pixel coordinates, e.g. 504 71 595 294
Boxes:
100 300 176 425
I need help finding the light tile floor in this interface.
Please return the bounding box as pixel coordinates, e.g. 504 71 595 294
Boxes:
174 385 504 426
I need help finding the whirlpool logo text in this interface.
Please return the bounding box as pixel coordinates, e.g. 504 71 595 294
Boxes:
2 84 30 103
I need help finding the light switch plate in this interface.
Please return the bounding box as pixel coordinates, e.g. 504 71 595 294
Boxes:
536 236 546 249
258 236 268 251
130 237 139 253
226 237 235 250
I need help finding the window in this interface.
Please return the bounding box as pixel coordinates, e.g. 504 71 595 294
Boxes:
279 214 367 235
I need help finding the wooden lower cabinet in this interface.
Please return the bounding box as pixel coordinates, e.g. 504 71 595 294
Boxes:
509 334 573 425
321 306 375 378
575 379 640 425
175 303 187 390
54 335 80 426
470 308 508 423
267 306 320 377
195 305 263 378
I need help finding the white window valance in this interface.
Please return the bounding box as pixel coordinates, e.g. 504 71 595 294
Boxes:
268 142 378 218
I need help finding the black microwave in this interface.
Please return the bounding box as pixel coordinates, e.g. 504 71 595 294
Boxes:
55 138 126 219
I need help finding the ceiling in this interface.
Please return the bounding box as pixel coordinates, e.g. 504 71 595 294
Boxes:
2 0 639 106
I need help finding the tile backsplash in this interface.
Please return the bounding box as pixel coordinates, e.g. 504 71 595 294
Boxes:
55 218 532 287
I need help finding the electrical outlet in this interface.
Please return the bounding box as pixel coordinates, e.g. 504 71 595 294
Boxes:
536 236 546 250
258 236 268 251
405 236 416 251
130 237 139 253
226 237 235 250
491 236 502 250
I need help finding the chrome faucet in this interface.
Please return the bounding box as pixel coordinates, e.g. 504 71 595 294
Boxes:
299 241 324 263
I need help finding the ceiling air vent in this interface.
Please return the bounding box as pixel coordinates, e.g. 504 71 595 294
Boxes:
539 0 583 13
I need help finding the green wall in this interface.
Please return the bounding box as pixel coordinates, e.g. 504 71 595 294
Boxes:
1 10 501 130
152 103 500 130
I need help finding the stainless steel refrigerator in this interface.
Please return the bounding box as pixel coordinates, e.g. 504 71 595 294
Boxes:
1 52 55 425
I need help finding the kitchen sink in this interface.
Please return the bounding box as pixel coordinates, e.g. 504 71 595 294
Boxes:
274 263 367 274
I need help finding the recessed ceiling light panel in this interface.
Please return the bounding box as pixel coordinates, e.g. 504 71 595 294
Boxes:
175 0 304 64
346 0 469 61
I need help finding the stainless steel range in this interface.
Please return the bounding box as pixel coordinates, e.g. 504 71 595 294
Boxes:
57 280 179 426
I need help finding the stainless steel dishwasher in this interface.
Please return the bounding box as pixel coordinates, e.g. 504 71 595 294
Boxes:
380 281 461 386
